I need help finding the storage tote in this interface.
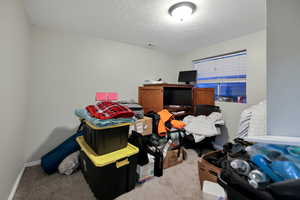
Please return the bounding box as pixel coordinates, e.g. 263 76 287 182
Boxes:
82 120 130 155
76 136 139 200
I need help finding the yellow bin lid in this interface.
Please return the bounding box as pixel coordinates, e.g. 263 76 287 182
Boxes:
76 136 139 167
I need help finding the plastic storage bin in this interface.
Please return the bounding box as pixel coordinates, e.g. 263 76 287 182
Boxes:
82 120 130 155
76 136 139 200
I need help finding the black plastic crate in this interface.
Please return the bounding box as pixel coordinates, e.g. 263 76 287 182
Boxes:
83 120 130 155
77 136 139 200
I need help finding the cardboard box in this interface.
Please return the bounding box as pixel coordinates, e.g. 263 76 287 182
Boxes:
163 147 187 169
198 151 222 190
130 116 152 136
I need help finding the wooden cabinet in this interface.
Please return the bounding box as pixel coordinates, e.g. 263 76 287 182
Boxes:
138 86 164 113
138 84 214 115
193 88 215 106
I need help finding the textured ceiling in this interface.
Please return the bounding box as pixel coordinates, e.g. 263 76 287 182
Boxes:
24 0 266 54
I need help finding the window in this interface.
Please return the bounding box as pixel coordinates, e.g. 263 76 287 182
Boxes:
193 50 247 103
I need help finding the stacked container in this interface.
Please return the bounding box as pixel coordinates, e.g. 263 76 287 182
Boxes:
77 120 139 200
82 120 130 155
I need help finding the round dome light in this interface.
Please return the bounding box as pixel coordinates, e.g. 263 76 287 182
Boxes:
168 2 196 22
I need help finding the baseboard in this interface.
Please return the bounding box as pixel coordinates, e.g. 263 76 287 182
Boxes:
24 160 41 167
7 167 25 200
7 160 41 200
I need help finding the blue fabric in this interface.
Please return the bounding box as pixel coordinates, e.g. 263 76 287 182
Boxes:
251 143 300 169
251 154 283 182
271 161 300 180
41 130 84 174
75 108 134 127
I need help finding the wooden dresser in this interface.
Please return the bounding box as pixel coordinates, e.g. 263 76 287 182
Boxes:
138 84 214 117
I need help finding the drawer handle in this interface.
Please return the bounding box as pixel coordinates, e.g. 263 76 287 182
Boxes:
116 158 129 168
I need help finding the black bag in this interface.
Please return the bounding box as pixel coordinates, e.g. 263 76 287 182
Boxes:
266 179 300 200
129 131 163 177
145 111 160 134
194 104 221 116
218 161 274 200
145 146 163 177
128 131 149 166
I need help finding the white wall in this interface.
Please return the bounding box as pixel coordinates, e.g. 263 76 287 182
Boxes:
25 27 178 161
177 30 266 139
0 0 31 199
267 0 300 137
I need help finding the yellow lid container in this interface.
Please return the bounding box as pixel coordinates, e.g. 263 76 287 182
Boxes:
76 136 139 167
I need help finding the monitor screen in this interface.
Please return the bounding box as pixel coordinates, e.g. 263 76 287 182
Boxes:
164 88 192 106
178 70 197 83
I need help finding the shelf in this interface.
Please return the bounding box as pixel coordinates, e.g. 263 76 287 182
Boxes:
244 135 300 146
172 112 193 117
164 105 192 112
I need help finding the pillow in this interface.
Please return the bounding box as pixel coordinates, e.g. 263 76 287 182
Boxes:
58 151 80 175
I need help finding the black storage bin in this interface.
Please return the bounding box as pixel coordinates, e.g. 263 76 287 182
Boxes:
83 120 130 155
77 136 139 200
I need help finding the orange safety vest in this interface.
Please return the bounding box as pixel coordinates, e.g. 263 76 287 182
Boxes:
157 109 186 136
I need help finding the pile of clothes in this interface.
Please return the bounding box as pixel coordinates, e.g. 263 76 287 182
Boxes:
75 101 139 127
183 112 224 143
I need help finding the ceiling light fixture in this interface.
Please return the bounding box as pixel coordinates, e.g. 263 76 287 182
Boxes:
168 2 196 22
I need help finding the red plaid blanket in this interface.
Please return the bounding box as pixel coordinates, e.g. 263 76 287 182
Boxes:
86 102 134 120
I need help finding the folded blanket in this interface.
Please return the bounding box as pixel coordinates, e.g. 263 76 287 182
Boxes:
86 101 134 120
75 108 134 127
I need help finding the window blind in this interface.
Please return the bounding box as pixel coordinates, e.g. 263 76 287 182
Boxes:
193 50 248 103
193 50 247 82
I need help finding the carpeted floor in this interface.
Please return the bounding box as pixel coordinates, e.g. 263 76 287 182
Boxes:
13 150 217 200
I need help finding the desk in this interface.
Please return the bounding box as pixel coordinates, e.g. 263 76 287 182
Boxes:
138 84 214 116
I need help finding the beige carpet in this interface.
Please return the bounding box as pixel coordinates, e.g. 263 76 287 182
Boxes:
14 150 217 200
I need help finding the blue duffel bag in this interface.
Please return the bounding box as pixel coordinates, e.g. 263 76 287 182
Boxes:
41 127 84 174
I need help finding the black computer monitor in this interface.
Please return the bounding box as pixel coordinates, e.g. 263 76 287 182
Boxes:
178 70 197 84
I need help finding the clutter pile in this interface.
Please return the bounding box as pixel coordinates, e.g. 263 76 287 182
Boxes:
131 109 188 183
41 99 138 173
74 100 141 200
41 98 142 199
201 139 300 200
40 93 192 199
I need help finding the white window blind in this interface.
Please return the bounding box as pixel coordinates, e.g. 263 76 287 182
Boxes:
192 50 248 104
193 50 247 82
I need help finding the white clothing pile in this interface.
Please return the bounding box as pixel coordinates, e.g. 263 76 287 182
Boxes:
183 112 225 143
